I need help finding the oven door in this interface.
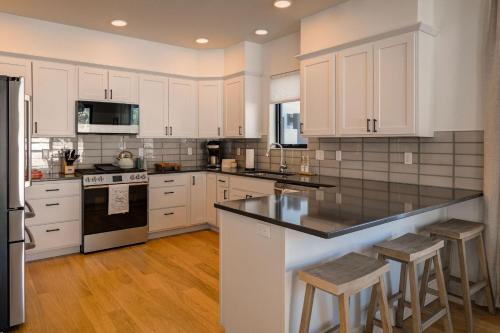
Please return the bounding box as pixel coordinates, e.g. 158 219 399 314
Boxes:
77 101 139 134
83 183 148 236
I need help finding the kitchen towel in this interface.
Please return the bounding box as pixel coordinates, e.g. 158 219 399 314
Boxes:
108 184 129 215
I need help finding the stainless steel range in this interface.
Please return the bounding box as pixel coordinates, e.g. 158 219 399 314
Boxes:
79 164 148 253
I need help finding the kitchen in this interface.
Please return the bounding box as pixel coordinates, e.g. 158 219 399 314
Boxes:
0 0 499 332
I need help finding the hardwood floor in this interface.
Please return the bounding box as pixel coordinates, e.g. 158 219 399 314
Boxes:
12 230 500 332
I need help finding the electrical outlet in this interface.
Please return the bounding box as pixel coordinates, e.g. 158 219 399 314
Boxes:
256 223 271 239
237 148 241 156
336 192 342 204
187 147 193 155
404 202 413 212
315 150 324 160
404 152 413 165
315 190 324 201
336 150 342 161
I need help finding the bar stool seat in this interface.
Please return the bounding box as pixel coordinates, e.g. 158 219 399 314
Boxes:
366 233 453 333
299 252 393 333
423 219 496 333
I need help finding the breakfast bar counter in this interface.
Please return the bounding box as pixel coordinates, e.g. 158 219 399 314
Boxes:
215 178 483 333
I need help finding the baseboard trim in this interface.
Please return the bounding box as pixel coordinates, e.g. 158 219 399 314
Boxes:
148 224 215 239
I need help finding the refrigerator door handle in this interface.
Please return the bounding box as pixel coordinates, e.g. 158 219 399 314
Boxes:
24 201 35 219
25 94 32 187
8 78 25 208
24 226 36 251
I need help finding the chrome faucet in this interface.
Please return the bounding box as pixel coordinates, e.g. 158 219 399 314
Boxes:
265 142 288 173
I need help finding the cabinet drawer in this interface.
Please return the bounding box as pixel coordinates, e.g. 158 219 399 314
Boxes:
230 176 275 194
149 186 187 209
26 220 81 254
149 206 188 232
216 175 229 188
27 181 81 199
149 174 187 188
26 196 80 226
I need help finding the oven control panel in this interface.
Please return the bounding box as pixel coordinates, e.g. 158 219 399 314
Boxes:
83 172 148 186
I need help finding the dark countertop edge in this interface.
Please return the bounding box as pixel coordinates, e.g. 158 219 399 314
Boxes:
214 192 484 239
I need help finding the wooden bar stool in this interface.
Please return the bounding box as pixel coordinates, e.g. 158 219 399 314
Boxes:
423 219 496 333
298 252 393 333
366 233 453 333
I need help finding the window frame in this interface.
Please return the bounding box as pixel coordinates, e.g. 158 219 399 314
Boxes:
274 102 307 149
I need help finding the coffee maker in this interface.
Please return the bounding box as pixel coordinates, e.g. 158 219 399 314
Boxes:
206 141 223 169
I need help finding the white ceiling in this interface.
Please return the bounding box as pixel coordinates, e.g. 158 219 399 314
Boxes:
0 0 346 49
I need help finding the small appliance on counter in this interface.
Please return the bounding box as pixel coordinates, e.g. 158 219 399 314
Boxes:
61 149 80 174
221 159 237 169
245 149 255 170
116 150 135 169
206 140 223 168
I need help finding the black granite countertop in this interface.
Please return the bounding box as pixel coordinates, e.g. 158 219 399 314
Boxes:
32 173 82 182
215 178 483 239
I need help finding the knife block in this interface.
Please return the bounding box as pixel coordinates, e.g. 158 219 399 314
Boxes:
61 161 75 175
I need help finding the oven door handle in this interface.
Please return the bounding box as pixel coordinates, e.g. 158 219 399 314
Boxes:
84 182 149 190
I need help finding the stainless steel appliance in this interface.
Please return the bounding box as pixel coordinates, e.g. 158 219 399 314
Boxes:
206 141 222 169
79 165 148 253
77 101 139 134
0 76 34 331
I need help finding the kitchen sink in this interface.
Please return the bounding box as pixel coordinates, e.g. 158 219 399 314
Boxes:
243 170 296 177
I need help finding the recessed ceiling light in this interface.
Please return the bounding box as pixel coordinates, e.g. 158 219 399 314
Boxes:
111 19 127 27
254 29 269 36
274 0 292 9
196 38 209 44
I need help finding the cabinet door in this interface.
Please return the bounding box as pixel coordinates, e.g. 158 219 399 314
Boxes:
217 186 229 202
190 173 207 225
78 66 108 101
337 44 373 135
0 55 32 95
206 173 217 226
300 54 335 136
374 33 415 135
108 70 139 103
198 80 223 138
139 75 169 138
32 61 76 137
224 76 244 137
168 78 198 138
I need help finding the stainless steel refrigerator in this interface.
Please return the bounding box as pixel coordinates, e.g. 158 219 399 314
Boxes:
0 76 34 331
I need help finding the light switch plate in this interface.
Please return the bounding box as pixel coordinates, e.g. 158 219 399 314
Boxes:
315 150 324 161
237 148 241 156
404 152 413 165
187 147 193 155
336 150 342 161
256 223 271 238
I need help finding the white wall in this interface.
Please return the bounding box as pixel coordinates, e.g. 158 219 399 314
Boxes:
300 0 486 131
0 12 224 78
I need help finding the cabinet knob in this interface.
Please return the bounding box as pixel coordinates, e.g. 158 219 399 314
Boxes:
238 126 242 136
110 89 113 100
105 89 108 99
367 119 371 133
373 119 378 133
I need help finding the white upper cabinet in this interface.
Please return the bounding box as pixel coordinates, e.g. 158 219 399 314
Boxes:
108 70 139 103
77 67 138 104
224 75 261 138
168 78 198 138
300 53 335 136
224 76 244 137
373 33 415 135
198 80 223 138
32 61 76 137
0 55 32 95
138 74 169 138
78 66 108 101
337 44 373 136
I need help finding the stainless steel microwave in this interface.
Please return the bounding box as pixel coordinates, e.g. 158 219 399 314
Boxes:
77 101 139 134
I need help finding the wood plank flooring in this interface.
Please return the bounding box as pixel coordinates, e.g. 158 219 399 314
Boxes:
12 230 500 332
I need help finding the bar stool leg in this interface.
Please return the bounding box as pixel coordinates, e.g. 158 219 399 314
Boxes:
364 281 379 333
457 239 474 333
377 276 393 333
339 294 350 333
419 258 431 309
476 233 497 315
395 262 408 328
299 284 316 333
443 240 452 290
408 261 423 333
433 253 453 333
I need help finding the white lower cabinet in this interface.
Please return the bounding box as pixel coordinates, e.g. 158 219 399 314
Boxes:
206 173 217 227
149 207 188 232
189 173 206 226
25 180 81 260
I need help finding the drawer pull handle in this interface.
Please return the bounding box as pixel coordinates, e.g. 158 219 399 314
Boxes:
164 212 174 216
218 180 226 183
164 191 175 195
164 180 175 183
45 203 60 207
245 195 253 199
45 189 60 192
46 228 60 233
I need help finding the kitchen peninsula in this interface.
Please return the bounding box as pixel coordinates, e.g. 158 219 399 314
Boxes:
215 178 483 333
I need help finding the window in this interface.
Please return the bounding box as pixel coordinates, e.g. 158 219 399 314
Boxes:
275 101 307 148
